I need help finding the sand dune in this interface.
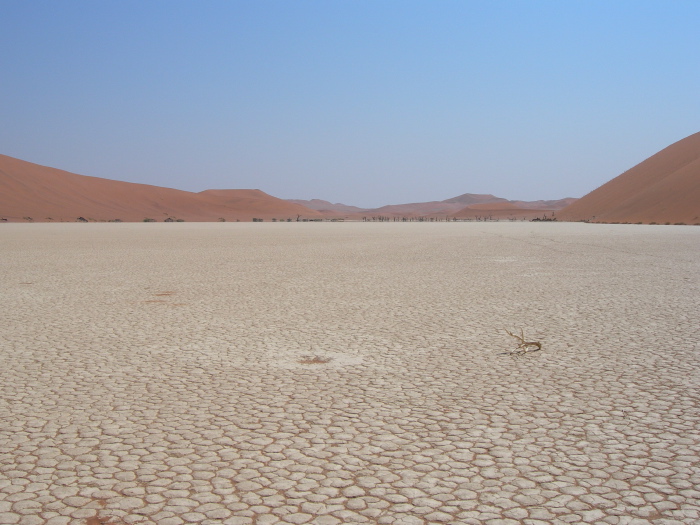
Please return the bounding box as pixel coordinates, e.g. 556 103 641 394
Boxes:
286 199 366 214
1 152 578 222
368 193 506 217
345 194 573 219
8 133 698 225
509 197 577 210
441 192 509 206
197 189 322 220
0 154 319 222
368 201 465 216
454 201 558 220
559 132 700 224
290 194 575 220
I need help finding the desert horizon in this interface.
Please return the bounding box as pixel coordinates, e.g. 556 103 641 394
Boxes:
2 131 699 225
0 153 573 224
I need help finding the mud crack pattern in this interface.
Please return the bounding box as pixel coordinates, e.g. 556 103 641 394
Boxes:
1 222 699 524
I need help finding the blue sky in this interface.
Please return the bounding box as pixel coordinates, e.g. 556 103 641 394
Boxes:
2 1 699 208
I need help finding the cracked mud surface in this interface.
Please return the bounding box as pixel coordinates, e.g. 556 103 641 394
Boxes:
1 222 699 524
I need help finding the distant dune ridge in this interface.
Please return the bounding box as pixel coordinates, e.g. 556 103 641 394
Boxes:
0 154 570 222
558 131 700 224
285 199 366 214
2 132 698 223
289 193 574 220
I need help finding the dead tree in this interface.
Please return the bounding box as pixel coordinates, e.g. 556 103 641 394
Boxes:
504 328 542 356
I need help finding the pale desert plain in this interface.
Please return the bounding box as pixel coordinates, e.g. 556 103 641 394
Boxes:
1 222 699 525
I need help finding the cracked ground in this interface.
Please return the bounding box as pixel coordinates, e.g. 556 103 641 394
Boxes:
1 222 699 525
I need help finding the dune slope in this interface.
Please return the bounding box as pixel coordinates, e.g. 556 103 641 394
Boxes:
559 132 700 224
0 154 318 222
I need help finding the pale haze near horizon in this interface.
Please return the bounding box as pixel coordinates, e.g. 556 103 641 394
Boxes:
1 1 699 209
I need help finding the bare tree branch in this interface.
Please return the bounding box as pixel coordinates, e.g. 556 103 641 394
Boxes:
504 328 542 356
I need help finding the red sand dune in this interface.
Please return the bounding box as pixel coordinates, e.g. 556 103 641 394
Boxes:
325 194 573 219
559 132 700 224
369 193 507 217
1 153 577 223
286 199 366 214
0 154 319 222
355 194 565 219
454 201 558 221
509 198 578 210
441 193 509 206
197 189 322 220
368 201 464 216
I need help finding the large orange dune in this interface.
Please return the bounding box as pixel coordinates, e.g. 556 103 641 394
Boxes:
558 132 700 224
0 154 320 222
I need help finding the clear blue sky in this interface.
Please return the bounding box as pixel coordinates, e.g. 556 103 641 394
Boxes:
2 1 699 208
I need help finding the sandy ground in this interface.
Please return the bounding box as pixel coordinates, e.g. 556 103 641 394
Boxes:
1 222 699 525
